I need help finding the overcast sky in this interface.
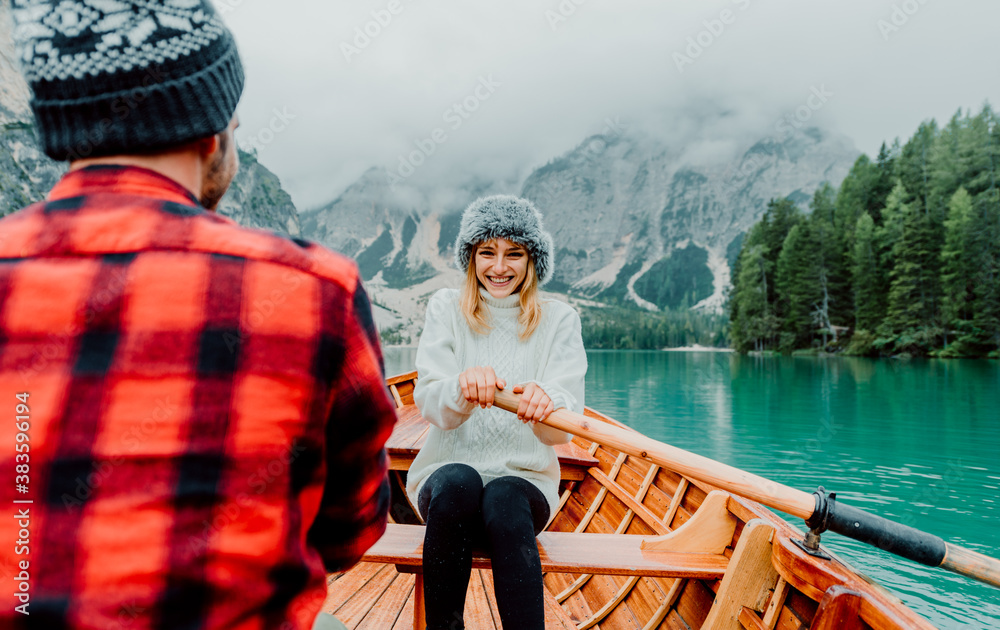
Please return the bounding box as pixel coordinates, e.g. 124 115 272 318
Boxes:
218 0 1000 210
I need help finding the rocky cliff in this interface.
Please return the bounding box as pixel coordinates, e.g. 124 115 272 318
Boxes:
218 149 301 237
0 4 62 217
520 127 857 311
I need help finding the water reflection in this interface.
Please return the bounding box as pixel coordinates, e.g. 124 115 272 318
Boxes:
612 352 1000 630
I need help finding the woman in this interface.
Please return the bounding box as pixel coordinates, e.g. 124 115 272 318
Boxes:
406 195 588 629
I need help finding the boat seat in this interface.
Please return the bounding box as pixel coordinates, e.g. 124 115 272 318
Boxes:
363 523 730 629
367 523 730 577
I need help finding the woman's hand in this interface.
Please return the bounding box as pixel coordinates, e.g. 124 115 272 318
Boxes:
512 383 554 424
459 366 506 408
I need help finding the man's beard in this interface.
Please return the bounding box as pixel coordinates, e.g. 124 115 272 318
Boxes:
200 133 233 210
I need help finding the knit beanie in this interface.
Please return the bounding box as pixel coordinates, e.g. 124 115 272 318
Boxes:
454 195 555 286
11 0 244 161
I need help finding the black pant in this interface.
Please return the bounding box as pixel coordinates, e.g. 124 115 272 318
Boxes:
417 463 550 630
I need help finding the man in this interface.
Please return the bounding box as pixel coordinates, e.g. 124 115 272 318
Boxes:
0 2 396 629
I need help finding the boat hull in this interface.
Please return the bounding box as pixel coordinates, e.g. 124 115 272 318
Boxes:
321 372 935 629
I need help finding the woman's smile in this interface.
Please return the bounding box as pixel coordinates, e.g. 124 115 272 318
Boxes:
475 238 528 298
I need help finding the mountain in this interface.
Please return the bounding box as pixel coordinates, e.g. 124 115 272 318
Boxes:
218 149 301 236
0 5 62 216
521 127 857 310
301 169 518 287
0 3 299 236
301 125 859 340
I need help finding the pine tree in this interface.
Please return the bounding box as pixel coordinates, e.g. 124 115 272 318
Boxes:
976 110 1000 356
809 183 850 333
958 107 997 198
927 111 965 213
927 109 992 229
873 182 906 351
943 107 1000 356
776 222 817 350
851 212 885 332
871 141 898 223
731 228 779 353
875 182 907 281
895 121 938 208
968 187 1000 356
760 198 802 260
730 104 1000 356
730 198 802 352
897 121 945 327
758 197 803 309
835 155 877 244
939 187 977 353
882 182 942 354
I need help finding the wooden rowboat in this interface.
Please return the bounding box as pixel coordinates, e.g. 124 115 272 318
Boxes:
320 372 939 629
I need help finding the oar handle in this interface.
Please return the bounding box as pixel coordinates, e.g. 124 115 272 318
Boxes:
492 389 815 518
808 488 945 564
942 544 1000 587
492 389 1000 589
808 488 1000 587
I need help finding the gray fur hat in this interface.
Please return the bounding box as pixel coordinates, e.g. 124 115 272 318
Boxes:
454 195 554 285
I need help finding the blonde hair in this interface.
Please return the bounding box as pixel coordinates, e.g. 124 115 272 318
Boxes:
460 242 544 341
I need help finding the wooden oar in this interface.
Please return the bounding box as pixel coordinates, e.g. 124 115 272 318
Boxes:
492 390 1000 589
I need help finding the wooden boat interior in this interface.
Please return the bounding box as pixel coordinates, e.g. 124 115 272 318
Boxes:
321 372 936 629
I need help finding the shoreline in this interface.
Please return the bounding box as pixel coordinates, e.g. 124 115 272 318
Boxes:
662 344 734 353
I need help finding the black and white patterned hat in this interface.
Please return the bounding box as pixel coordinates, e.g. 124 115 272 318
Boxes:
11 0 244 161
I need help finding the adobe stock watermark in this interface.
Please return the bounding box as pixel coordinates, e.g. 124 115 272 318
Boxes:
673 0 752 74
545 0 589 31
785 413 841 470
59 396 181 513
877 0 932 41
17 263 132 384
774 85 833 140
64 63 168 161
213 0 248 14
576 116 628 162
386 75 502 188
714 84 833 195
238 107 297 155
530 116 627 201
222 268 310 352
185 443 307 554
897 460 964 529
340 0 416 63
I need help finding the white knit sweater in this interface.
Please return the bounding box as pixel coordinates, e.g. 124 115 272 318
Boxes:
406 288 588 517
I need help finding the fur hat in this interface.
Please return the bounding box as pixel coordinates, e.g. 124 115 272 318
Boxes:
11 0 244 161
454 195 554 285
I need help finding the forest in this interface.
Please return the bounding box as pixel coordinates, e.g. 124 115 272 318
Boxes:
579 304 729 350
729 105 1000 358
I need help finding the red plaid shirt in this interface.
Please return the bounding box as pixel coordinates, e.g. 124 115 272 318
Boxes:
0 166 396 630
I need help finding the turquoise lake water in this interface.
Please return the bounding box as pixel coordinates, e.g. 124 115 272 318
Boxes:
384 348 1000 629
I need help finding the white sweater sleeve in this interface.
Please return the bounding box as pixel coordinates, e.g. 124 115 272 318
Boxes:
413 291 476 430
534 305 587 414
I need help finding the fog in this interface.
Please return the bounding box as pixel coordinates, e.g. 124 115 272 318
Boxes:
219 0 1000 209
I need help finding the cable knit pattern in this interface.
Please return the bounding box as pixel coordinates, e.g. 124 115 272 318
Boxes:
407 288 588 518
